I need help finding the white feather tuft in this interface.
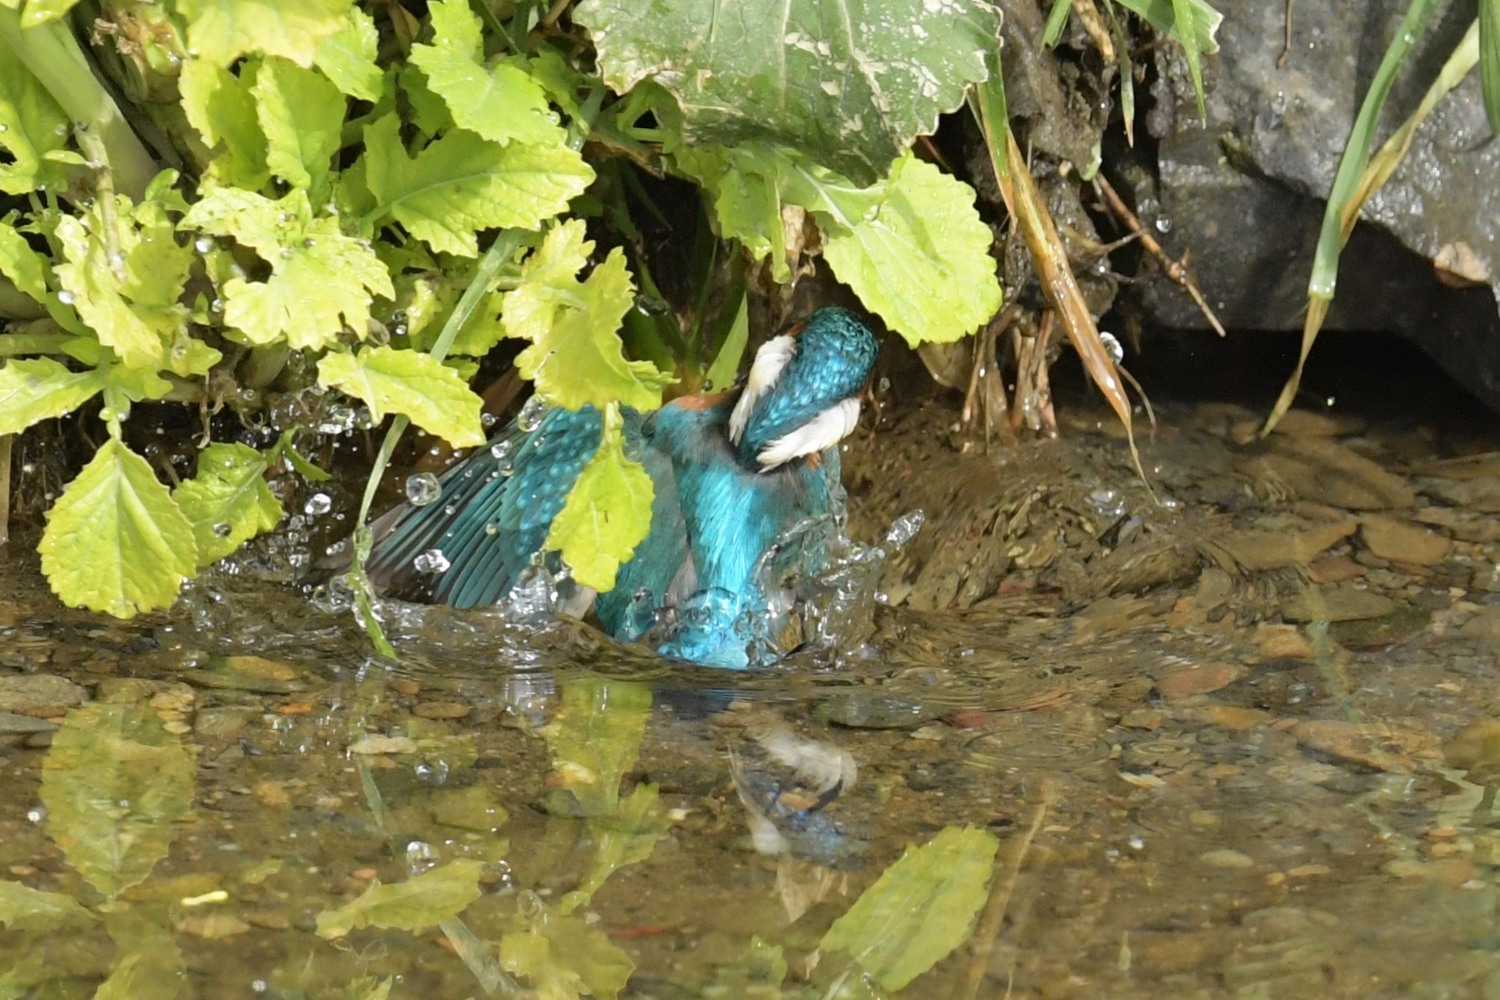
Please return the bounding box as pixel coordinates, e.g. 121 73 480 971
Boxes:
756 397 859 470
728 335 797 445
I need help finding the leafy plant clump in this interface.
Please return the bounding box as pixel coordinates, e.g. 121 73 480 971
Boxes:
0 0 1006 618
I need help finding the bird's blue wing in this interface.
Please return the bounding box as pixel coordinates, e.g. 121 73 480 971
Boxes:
367 406 604 608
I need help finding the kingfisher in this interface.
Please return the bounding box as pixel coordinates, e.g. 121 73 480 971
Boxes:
365 307 880 668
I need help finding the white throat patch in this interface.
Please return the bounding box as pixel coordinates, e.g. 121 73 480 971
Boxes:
756 396 860 470
728 335 797 445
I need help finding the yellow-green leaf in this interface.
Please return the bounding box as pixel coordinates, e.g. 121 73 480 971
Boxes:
254 57 345 199
0 880 94 932
172 442 284 565
820 824 998 991
543 406 654 592
315 858 485 939
500 910 634 1000
822 153 1001 347
179 58 270 190
412 0 566 149
178 0 351 68
503 220 673 411
0 357 106 434
39 702 196 898
360 114 594 256
314 5 382 101
317 345 485 447
39 437 198 617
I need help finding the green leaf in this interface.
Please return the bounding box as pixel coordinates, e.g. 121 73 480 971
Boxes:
94 913 186 1000
38 437 198 617
52 197 195 372
0 31 72 194
177 0 352 68
184 187 394 350
172 442 284 565
819 153 1000 345
1112 0 1222 56
254 57 345 200
317 345 485 447
0 880 94 932
1482 0 1500 133
315 5 383 101
0 357 106 434
542 406 655 592
578 0 999 186
560 784 669 913
820 825 998 991
360 114 595 256
501 910 634 1000
503 220 672 411
315 858 486 939
179 58 270 190
39 701 196 898
412 0 567 148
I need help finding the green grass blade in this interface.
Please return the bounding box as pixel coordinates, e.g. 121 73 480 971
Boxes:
1042 0 1072 47
1481 0 1500 132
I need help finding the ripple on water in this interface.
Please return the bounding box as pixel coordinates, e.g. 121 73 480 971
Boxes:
965 705 1113 773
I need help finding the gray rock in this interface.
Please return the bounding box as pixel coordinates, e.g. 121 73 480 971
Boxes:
1130 0 1500 410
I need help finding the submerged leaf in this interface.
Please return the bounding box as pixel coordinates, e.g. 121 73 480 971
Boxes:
315 858 486 939
501 909 634 1000
317 345 485 447
39 701 196 898
820 824 998 991
39 438 198 617
172 442 284 565
0 880 95 932
543 406 654 592
541 678 653 817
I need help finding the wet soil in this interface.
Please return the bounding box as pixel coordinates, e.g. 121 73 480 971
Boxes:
3 379 1500 998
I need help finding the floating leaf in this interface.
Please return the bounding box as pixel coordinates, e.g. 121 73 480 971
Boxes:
315 858 486 939
821 153 1001 345
39 438 198 617
317 345 485 447
39 701 196 898
0 357 106 435
183 187 394 350
172 442 284 565
543 406 655 593
820 824 998 991
0 880 94 932
579 0 998 186
412 0 566 148
503 220 672 411
360 114 594 256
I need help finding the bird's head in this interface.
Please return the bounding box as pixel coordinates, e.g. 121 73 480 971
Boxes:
726 307 879 471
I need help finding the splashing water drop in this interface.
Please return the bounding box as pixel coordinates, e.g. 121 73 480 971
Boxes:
405 473 441 506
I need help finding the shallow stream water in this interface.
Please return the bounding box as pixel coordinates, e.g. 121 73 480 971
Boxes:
3 379 1500 999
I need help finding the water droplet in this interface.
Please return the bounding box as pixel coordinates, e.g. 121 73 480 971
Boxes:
1085 488 1126 518
194 236 213 253
1098 331 1125 366
212 522 233 538
1154 216 1173 234
405 473 441 506
56 289 75 305
304 493 332 516
516 397 546 432
884 509 925 548
490 439 515 474
412 548 450 574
